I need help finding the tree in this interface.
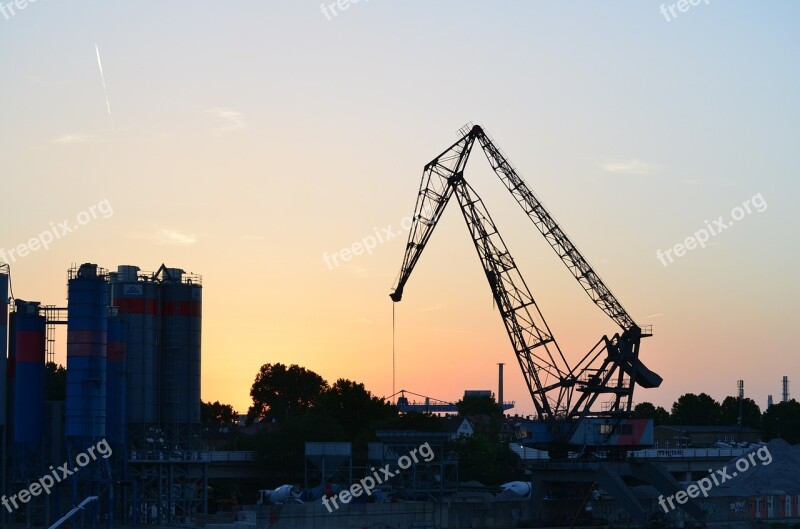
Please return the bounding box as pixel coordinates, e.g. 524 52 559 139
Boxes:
670 393 722 426
247 363 328 424
45 362 66 401
201 400 239 429
632 402 670 426
456 394 504 438
444 394 522 485
375 411 443 433
457 394 503 418
719 396 761 429
312 379 396 443
762 400 800 444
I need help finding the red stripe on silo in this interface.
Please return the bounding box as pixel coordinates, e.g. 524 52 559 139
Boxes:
15 331 45 362
115 297 159 315
67 329 107 342
67 329 108 357
163 300 201 317
67 343 107 357
108 342 126 362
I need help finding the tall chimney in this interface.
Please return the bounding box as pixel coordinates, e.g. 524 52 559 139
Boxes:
782 376 789 403
498 363 505 409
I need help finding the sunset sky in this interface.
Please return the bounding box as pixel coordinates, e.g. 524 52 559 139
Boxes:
1 2 798 417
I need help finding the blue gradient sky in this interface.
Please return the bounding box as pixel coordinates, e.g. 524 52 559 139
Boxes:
1 2 798 415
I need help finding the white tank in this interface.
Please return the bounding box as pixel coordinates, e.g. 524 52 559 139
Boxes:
500 481 531 498
265 485 302 504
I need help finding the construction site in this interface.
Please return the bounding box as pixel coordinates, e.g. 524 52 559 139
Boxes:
0 124 797 529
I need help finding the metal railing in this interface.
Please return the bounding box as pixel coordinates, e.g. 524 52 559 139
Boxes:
129 450 256 462
628 447 754 459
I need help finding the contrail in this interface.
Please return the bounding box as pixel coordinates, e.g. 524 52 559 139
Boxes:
95 43 115 133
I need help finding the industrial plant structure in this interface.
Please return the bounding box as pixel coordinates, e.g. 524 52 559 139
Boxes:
0 263 204 527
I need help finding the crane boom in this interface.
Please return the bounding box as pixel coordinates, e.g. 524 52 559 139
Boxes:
390 133 475 303
473 126 636 332
453 175 571 418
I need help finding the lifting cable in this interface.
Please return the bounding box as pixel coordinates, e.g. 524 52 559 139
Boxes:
392 301 396 403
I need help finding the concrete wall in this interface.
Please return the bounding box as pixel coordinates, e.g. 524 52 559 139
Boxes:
246 500 530 529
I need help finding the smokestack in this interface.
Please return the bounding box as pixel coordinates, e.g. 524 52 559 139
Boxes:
498 363 504 410
737 380 744 427
782 376 789 403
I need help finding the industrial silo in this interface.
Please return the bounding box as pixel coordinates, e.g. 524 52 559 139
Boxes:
0 268 8 433
159 267 201 439
66 263 108 439
5 300 14 445
106 312 127 448
10 300 45 445
109 265 160 429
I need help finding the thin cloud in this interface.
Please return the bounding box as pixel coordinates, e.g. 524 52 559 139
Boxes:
207 107 245 135
153 229 198 246
601 159 655 175
345 264 368 275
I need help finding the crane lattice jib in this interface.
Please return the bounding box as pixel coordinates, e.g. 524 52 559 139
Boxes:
453 176 575 418
472 126 637 333
390 134 475 303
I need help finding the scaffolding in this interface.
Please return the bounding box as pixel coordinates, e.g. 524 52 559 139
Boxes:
42 305 67 365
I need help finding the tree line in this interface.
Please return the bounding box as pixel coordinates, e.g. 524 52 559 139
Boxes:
201 362 523 486
633 392 800 443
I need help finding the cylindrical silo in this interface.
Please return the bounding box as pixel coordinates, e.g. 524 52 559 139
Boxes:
106 313 127 447
6 298 14 444
109 265 160 426
0 269 8 429
66 263 108 439
11 300 45 444
160 269 201 428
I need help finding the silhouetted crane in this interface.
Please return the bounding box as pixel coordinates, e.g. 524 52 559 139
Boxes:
390 124 662 453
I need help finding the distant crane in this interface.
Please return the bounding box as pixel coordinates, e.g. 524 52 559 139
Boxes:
390 124 662 454
386 389 514 413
